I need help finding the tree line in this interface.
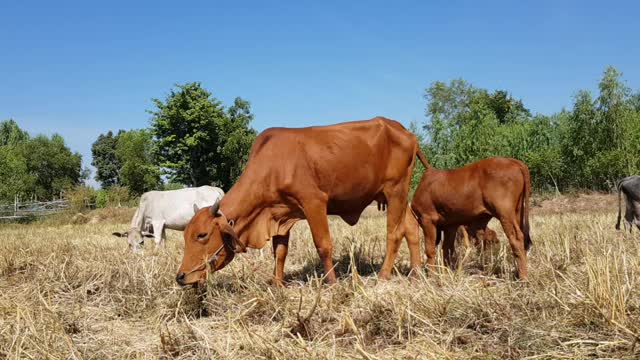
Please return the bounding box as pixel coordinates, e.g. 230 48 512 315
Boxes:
413 66 640 193
91 82 257 197
2 66 638 204
0 120 85 202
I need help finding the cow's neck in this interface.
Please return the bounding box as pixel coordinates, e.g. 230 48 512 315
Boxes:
218 178 295 250
218 182 264 247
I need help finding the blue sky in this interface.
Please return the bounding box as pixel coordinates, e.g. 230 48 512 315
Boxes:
1 1 638 186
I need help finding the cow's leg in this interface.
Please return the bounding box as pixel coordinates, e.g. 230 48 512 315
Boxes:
303 201 337 284
422 221 438 272
625 201 635 233
498 216 528 280
442 227 458 269
272 233 290 287
403 212 422 275
469 218 492 250
152 220 166 248
378 194 409 280
632 202 640 233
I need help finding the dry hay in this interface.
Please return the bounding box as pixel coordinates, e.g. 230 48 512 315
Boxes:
0 194 639 359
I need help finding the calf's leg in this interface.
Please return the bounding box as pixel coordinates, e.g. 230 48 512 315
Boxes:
498 216 528 280
442 227 458 269
421 221 438 272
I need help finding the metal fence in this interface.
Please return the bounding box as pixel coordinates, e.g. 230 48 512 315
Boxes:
0 199 70 221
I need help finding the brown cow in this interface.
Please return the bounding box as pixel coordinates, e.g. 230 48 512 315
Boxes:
411 157 532 279
175 117 428 287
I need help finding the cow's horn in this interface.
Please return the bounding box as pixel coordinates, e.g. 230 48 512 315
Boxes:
209 202 220 216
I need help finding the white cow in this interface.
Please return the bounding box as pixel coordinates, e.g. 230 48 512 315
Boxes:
112 186 224 252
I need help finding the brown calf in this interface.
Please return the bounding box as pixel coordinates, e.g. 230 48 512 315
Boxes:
456 225 499 250
411 157 532 279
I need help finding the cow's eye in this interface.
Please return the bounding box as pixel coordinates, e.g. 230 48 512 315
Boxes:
197 233 208 241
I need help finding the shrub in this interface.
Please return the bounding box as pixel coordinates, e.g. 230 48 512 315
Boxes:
64 186 97 213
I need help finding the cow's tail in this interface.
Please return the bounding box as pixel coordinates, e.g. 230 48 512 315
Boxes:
416 147 430 169
521 164 532 252
615 178 623 230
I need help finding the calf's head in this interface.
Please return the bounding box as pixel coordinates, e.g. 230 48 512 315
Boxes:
176 202 245 287
112 228 154 253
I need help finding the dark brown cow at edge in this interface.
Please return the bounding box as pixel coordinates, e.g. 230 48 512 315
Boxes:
176 117 428 287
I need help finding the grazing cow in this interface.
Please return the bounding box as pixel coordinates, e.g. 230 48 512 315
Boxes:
113 186 224 253
175 117 428 287
411 157 532 279
615 175 640 232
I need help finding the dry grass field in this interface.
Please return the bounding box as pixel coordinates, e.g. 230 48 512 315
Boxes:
1 194 639 359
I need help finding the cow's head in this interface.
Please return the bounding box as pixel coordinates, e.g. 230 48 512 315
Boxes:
112 228 154 253
175 202 245 287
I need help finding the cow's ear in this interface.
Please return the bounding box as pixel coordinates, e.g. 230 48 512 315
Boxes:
209 201 220 217
193 204 199 213
220 221 245 253
112 231 128 237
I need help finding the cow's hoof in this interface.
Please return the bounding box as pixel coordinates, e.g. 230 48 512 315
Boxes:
377 271 392 281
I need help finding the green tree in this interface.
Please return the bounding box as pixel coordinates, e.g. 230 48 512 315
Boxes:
20 134 85 200
150 82 257 189
408 121 427 193
115 129 160 195
215 97 259 187
423 79 479 168
0 146 32 202
561 90 596 189
484 90 531 124
91 130 123 188
0 119 29 146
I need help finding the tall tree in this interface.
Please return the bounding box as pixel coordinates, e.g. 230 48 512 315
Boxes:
0 119 29 146
115 129 160 195
484 90 531 124
91 130 123 188
216 97 258 187
0 146 32 202
20 134 85 200
150 82 257 189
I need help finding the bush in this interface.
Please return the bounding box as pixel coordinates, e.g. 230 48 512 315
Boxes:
95 190 109 208
162 182 185 191
64 186 97 213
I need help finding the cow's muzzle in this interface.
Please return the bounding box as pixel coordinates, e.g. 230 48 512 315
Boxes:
176 272 187 287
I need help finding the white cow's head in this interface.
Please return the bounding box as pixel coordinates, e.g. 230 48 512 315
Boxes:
112 228 154 253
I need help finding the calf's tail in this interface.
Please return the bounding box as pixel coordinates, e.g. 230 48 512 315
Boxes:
521 165 532 252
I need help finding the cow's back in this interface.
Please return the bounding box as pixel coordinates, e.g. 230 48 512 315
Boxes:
140 186 224 230
412 157 527 224
238 117 419 212
620 176 640 201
